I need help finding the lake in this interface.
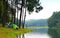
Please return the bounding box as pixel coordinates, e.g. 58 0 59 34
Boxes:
18 28 52 38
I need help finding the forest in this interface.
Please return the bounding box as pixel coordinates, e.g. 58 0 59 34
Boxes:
0 0 43 38
48 11 60 38
0 0 43 28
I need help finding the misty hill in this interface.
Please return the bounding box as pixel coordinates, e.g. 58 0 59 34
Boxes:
25 19 48 27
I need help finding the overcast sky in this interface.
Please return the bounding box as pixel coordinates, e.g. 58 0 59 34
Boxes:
25 0 60 20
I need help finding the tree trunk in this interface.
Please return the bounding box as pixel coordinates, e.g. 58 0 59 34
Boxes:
10 0 16 24
2 0 8 27
2 10 8 27
22 0 26 28
23 8 26 28
19 7 22 28
11 8 16 24
13 9 16 24
19 0 24 28
17 7 18 25
22 8 24 28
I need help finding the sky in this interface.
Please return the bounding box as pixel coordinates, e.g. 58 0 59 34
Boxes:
25 0 60 20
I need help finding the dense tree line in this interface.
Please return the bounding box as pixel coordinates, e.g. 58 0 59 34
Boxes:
0 0 16 27
48 11 60 28
48 11 60 38
0 0 9 27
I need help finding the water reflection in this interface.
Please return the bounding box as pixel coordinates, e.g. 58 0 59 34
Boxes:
18 28 51 38
33 28 48 33
48 28 60 38
25 32 51 38
17 34 25 38
17 28 60 38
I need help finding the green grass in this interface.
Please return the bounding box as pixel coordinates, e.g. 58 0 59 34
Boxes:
0 24 33 38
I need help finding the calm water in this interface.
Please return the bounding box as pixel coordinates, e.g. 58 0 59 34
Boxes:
23 27 60 38
25 28 51 38
18 28 51 38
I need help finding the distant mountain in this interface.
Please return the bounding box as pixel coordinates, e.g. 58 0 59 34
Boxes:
25 19 48 27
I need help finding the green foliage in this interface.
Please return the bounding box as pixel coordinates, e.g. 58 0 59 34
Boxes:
0 0 43 27
0 0 5 23
48 28 60 38
0 0 4 17
26 0 43 12
48 11 60 28
12 0 43 13
27 4 34 12
48 11 60 38
0 0 12 23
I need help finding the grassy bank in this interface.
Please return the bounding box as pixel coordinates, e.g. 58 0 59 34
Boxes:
0 24 33 38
